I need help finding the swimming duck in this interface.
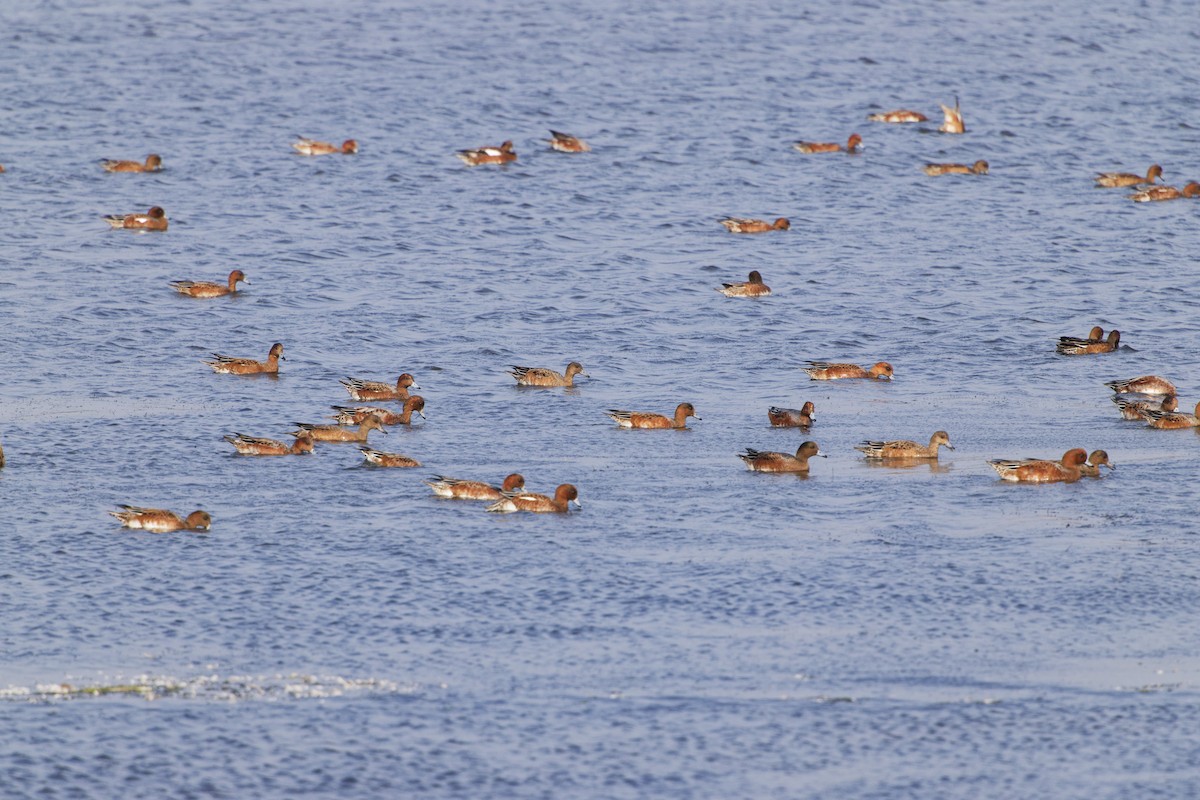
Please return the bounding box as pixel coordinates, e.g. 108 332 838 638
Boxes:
855 431 954 460
109 505 211 532
486 483 581 513
456 140 517 166
793 133 862 154
508 362 588 387
101 154 163 172
292 137 358 155
718 217 790 234
170 269 248 298
606 402 699 429
803 361 893 380
987 448 1088 483
738 441 826 473
204 343 284 375
717 270 771 297
547 130 590 152
104 206 167 231
1095 164 1163 188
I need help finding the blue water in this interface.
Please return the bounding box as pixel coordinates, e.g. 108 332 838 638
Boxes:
3 1 1200 797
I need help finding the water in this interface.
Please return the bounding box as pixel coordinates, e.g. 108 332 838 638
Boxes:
3 0 1200 797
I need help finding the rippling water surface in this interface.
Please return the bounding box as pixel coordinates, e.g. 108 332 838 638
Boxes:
3 1 1200 797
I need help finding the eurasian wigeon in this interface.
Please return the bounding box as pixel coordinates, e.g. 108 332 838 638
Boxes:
803 361 894 381
291 416 387 443
109 505 211 532
1062 326 1106 344
718 217 790 234
223 431 315 456
170 269 248 298
1106 375 1176 396
717 270 771 297
359 447 421 467
987 448 1088 483
738 441 826 473
768 402 815 428
104 206 168 231
1095 164 1163 188
547 130 590 152
340 373 419 402
292 137 358 156
855 430 954 460
867 109 928 123
204 343 284 375
1112 393 1177 420
508 362 588 387
101 154 163 173
425 473 526 500
1056 329 1120 355
456 140 517 166
793 133 862 154
486 483 581 513
1080 450 1116 477
922 160 988 176
330 396 426 426
1129 182 1200 202
606 402 699 430
939 99 965 133
1144 400 1200 429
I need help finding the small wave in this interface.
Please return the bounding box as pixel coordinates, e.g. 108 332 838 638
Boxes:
0 673 418 703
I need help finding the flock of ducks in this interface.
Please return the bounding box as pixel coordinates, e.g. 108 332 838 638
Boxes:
0 103 1184 532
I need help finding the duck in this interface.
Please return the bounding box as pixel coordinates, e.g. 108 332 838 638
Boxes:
508 362 587 387
1056 329 1120 355
739 441 826 473
292 137 358 155
987 448 1088 483
170 269 248 298
1079 450 1116 477
547 130 590 152
1129 182 1200 202
718 216 790 234
767 402 815 428
425 473 526 500
104 206 167 231
1059 326 1105 346
939 98 965 133
867 109 927 123
1105 375 1176 396
1095 164 1163 188
204 343 284 375
340 373 419 402
291 416 387 443
717 270 771 297
1112 393 1176 420
922 160 988 176
607 402 699 429
456 140 517 166
109 505 211 532
359 447 421 467
101 154 163 172
330 397 426 426
855 431 954 460
793 133 862 154
223 431 315 456
803 361 893 380
486 483 581 513
1144 400 1200 429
